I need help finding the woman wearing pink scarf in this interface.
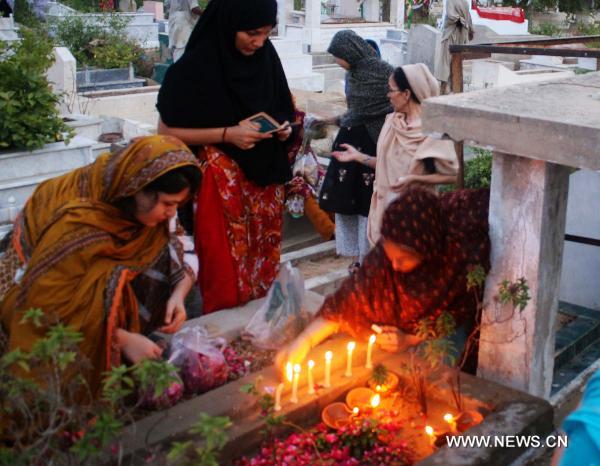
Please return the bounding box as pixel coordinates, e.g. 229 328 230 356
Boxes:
330 63 458 247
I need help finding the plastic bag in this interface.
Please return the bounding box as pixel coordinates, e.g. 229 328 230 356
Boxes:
293 152 319 187
244 262 309 350
168 326 229 395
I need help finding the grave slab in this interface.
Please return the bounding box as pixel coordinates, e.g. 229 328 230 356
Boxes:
422 72 600 171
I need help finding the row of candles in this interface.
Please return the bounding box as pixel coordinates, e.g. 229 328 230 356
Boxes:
274 334 377 411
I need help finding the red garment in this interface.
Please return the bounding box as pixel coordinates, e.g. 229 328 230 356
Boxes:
196 146 284 313
318 188 490 339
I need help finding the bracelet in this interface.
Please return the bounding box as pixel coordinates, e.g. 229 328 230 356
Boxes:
221 127 228 143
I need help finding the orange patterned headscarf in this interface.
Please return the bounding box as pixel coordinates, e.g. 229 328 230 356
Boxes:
1 135 200 394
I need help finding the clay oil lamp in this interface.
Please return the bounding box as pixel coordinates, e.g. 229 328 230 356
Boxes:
455 410 484 432
346 387 375 411
322 402 354 430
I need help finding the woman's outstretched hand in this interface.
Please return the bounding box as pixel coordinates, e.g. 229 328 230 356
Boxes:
226 120 273 150
377 325 422 352
331 143 362 163
117 329 163 363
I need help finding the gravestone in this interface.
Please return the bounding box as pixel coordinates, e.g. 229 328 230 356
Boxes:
46 46 77 114
406 24 442 75
0 16 19 43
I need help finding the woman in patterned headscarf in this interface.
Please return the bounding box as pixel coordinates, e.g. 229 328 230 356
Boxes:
276 187 490 369
0 135 201 394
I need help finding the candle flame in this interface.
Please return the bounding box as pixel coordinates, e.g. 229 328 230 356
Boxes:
308 359 315 369
425 425 434 436
353 407 359 415
370 394 381 408
443 413 454 423
325 350 332 361
347 341 356 351
369 334 376 344
286 362 293 382
375 385 381 392
293 363 301 374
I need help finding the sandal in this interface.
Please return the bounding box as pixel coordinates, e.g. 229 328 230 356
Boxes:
347 261 361 275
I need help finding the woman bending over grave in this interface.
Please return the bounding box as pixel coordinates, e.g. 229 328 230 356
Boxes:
0 136 201 396
330 63 459 247
157 0 296 314
276 187 490 371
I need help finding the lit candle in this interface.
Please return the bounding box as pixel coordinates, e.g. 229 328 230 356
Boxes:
444 413 456 432
345 341 356 377
366 334 376 369
352 406 359 417
291 363 301 403
425 425 436 446
274 383 284 411
371 324 383 334
370 394 381 409
375 384 382 392
307 360 315 395
286 361 293 384
324 351 332 388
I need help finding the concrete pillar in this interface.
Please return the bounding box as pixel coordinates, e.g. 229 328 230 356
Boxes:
46 46 78 114
304 0 321 51
478 152 570 399
277 0 287 37
389 0 405 28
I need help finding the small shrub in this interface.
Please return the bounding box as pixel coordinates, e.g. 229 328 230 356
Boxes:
464 147 492 189
0 30 73 151
52 13 142 69
577 21 600 36
530 21 562 36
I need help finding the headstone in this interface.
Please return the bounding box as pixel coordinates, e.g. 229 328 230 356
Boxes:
338 0 361 17
143 0 164 20
0 16 18 43
46 46 77 114
406 24 442 76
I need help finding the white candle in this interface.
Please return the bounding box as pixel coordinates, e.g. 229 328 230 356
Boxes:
366 334 376 369
274 383 284 411
307 360 315 395
291 363 301 403
324 351 332 388
345 341 356 377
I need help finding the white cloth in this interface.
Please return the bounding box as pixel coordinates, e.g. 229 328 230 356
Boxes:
168 0 199 50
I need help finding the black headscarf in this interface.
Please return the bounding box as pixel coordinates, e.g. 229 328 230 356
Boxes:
327 30 393 143
157 0 295 186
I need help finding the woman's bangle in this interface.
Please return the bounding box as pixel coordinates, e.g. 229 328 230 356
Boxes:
221 127 228 143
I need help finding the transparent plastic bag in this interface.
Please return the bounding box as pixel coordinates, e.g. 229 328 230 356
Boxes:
293 152 319 187
244 262 309 350
168 326 229 395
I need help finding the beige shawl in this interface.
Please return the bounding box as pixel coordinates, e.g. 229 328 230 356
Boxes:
367 64 457 246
